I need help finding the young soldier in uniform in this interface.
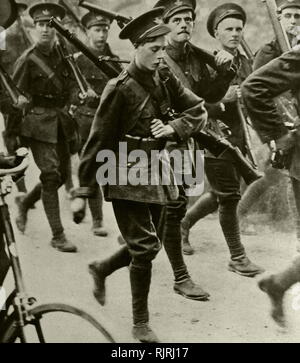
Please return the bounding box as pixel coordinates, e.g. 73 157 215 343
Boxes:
237 0 300 241
178 3 264 277
152 0 249 285
242 44 300 328
73 10 123 237
11 2 84 253
71 8 207 342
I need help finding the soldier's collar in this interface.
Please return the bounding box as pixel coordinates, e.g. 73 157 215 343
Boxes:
36 42 55 56
89 43 109 57
127 60 157 90
165 41 192 61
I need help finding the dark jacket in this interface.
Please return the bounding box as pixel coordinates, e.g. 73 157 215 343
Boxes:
164 42 236 103
11 43 78 144
253 39 281 71
77 61 207 205
242 48 300 143
74 43 122 143
209 50 253 152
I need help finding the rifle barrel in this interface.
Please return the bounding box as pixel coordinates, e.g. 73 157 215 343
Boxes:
79 0 131 25
49 17 124 79
241 37 254 61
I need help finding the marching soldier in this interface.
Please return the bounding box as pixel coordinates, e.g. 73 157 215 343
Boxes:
152 0 235 272
152 0 239 264
11 2 84 253
254 0 300 69
72 8 207 342
238 0 300 247
167 2 264 277
72 10 123 237
242 44 300 328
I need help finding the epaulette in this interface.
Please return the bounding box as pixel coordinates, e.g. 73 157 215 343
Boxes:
105 70 129 89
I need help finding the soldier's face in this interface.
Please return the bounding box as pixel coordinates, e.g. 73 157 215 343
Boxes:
135 36 167 72
280 7 300 34
215 18 244 51
167 10 194 44
35 21 56 45
87 25 109 50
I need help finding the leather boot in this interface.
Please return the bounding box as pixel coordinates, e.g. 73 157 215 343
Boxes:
181 219 194 256
51 233 78 253
229 256 265 278
258 275 285 327
89 247 131 306
88 261 107 306
15 193 29 234
259 256 300 327
132 323 160 343
174 278 210 301
130 263 151 329
92 220 108 238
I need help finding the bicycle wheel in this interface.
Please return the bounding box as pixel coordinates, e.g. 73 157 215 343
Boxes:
0 303 116 343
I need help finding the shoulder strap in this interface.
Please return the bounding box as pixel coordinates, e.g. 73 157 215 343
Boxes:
28 53 63 91
163 52 192 89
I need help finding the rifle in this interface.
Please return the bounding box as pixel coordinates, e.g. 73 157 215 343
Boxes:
167 109 262 186
0 61 24 105
235 38 258 169
237 91 258 169
194 130 262 186
78 0 132 29
261 0 291 53
56 33 91 100
59 0 87 36
49 17 129 80
241 37 254 62
262 0 300 168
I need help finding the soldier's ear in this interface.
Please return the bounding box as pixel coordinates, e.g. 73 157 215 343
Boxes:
214 28 219 39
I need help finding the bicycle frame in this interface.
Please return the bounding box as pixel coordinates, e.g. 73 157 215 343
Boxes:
0 177 36 343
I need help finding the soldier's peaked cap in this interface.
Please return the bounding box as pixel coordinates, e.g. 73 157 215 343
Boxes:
277 0 300 11
207 3 247 37
119 8 171 45
81 11 113 29
154 0 197 21
29 2 66 23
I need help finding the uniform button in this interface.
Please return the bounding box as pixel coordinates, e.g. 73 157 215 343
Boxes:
185 71 189 75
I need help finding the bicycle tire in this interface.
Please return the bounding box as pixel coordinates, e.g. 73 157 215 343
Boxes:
0 303 116 343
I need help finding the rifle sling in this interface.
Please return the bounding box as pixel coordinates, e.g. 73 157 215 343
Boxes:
163 52 192 90
28 53 64 91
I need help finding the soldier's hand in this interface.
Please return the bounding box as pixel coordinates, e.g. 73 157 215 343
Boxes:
86 88 98 101
214 50 234 67
15 95 29 110
151 119 175 139
275 132 296 153
71 197 86 224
